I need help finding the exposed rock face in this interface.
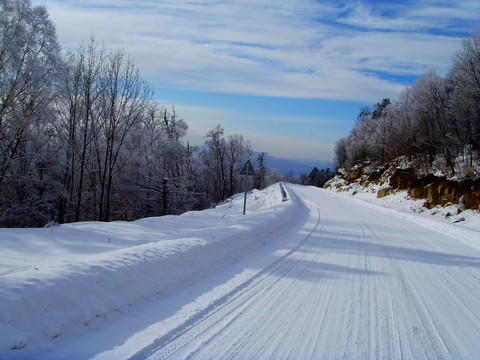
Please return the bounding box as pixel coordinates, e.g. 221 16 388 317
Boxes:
396 174 480 210
325 161 480 211
377 188 390 198
349 169 361 180
408 187 425 199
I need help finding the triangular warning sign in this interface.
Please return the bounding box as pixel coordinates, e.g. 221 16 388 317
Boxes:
240 160 255 175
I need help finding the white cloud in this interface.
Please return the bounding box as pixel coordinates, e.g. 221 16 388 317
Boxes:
31 0 478 102
338 1 480 32
28 0 478 159
338 3 424 31
322 32 462 76
410 1 480 25
34 0 476 104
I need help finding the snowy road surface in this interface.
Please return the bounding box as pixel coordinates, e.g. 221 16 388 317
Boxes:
4 184 480 359
100 185 480 359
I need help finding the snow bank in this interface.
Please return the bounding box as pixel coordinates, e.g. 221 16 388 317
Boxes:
0 183 299 358
326 174 480 250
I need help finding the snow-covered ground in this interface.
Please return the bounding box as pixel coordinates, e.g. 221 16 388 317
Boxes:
326 171 480 250
1 183 479 359
0 185 291 358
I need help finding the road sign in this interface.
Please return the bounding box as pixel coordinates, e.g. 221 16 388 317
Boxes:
240 160 255 176
241 160 255 215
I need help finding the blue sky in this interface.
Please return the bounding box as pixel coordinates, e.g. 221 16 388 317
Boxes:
33 0 479 161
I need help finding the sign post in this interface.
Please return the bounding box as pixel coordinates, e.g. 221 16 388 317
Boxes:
240 160 255 215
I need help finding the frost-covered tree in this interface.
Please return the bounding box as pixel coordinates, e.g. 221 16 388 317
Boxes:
198 126 255 204
333 30 479 177
447 29 480 167
266 168 283 186
0 1 262 226
94 49 152 221
120 105 197 218
334 138 348 168
0 0 62 226
226 134 252 197
203 125 227 201
55 37 106 223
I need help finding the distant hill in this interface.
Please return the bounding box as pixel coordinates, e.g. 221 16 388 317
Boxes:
193 145 335 176
263 155 334 176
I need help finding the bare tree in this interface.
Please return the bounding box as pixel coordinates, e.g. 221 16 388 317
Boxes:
204 125 227 201
0 1 264 225
334 138 348 168
448 29 480 167
333 30 480 178
94 49 152 221
120 105 197 218
226 134 252 197
54 37 106 222
0 0 62 226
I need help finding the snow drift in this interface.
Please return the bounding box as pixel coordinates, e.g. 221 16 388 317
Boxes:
0 184 297 357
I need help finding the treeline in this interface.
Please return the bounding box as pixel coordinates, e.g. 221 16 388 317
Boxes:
0 0 286 227
334 30 480 177
299 167 335 188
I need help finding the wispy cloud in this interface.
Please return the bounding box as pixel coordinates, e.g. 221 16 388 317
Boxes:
410 0 480 25
338 1 479 32
29 0 479 160
35 0 478 103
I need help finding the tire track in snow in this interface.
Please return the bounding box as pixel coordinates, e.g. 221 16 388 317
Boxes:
130 184 480 360
193 205 327 359
350 201 478 359
301 186 478 359
129 197 324 360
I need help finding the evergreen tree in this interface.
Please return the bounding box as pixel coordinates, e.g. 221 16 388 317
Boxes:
254 152 267 190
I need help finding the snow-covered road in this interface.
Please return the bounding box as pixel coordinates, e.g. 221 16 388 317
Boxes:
4 183 480 359
125 184 480 359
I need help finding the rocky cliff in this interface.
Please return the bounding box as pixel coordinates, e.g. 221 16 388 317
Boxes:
324 159 480 213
